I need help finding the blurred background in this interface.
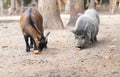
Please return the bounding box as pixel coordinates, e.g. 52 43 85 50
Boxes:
0 0 120 16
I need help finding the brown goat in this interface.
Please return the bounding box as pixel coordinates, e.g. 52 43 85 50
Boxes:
20 8 50 52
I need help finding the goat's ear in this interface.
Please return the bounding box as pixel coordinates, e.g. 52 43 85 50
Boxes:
45 32 50 38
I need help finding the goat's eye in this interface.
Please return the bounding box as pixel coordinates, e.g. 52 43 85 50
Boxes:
37 37 41 41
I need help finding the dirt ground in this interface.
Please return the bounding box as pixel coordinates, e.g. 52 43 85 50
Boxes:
0 14 120 77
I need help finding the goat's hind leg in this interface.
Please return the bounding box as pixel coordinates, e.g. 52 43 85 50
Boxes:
30 37 34 48
24 35 30 52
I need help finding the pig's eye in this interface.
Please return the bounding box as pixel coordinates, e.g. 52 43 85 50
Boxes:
82 36 85 39
75 35 79 39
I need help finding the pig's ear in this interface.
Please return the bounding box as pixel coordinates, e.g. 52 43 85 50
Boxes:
71 29 76 34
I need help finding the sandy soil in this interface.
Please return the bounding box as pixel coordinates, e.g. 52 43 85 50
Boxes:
0 14 120 77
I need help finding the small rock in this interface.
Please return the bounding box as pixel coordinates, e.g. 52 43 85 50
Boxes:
109 45 116 50
112 39 117 42
104 55 109 59
2 46 8 48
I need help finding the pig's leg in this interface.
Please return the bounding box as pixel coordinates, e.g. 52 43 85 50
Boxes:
91 33 96 43
94 36 97 42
